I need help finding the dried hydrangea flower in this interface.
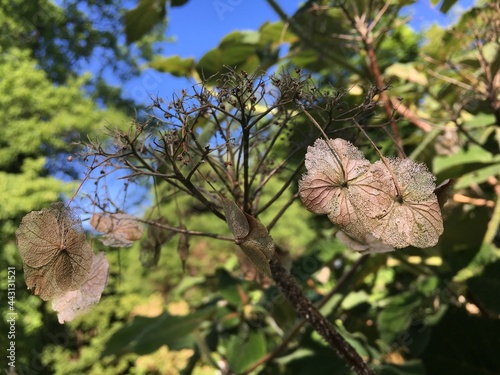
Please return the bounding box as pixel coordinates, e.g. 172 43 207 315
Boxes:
52 252 109 323
90 213 143 247
299 138 444 250
368 158 444 248
299 138 389 237
16 202 93 300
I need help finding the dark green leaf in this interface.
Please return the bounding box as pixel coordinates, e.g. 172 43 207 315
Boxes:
377 292 421 343
196 31 262 81
421 307 500 375
438 204 489 276
124 0 167 44
102 307 215 357
225 330 267 373
275 336 352 375
216 268 245 307
467 260 500 315
439 0 458 14
171 0 189 6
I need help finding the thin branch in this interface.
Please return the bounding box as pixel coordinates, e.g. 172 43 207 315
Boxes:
138 218 234 241
267 192 299 232
256 164 303 216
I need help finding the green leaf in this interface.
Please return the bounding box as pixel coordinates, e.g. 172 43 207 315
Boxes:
216 268 245 307
385 63 427 85
102 307 215 357
433 144 500 181
149 55 195 77
455 162 500 190
341 290 369 310
377 292 421 343
225 330 267 373
439 0 458 14
124 0 167 44
171 0 189 5
214 305 240 330
467 260 500 315
196 31 262 80
421 307 500 374
275 336 351 375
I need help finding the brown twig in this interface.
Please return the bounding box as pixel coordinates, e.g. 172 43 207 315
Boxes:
269 257 376 375
242 254 370 374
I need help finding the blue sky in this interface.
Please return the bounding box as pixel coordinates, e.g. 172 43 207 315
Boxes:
118 0 475 105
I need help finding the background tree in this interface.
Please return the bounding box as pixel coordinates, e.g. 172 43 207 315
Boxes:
2 0 500 374
0 0 163 371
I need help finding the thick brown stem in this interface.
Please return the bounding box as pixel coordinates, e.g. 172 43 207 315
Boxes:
269 257 376 375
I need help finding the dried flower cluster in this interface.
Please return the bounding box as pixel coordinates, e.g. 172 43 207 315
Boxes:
90 212 144 247
16 202 109 322
299 138 444 250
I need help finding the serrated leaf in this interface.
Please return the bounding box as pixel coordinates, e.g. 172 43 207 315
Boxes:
196 31 262 81
299 138 384 239
368 158 443 249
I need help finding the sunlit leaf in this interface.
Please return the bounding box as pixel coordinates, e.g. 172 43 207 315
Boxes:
149 55 195 77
